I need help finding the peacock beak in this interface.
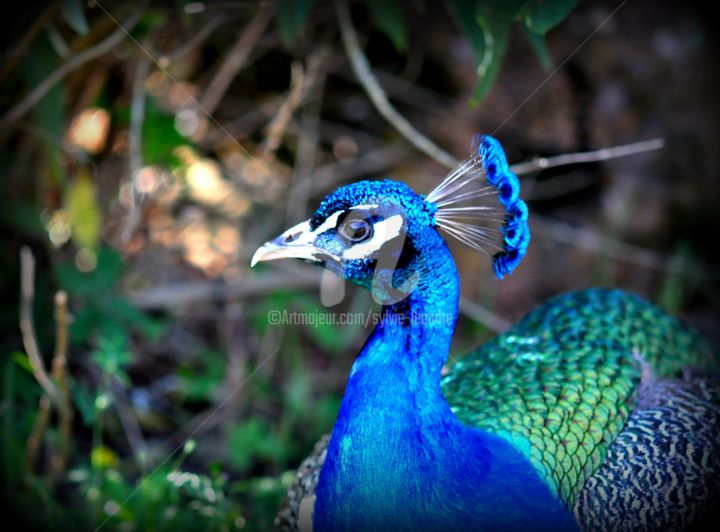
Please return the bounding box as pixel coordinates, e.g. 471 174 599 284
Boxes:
250 219 328 267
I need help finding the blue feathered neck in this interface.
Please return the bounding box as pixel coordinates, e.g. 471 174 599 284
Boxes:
314 229 577 530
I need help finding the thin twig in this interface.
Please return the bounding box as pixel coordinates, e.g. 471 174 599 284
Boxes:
307 142 411 196
0 2 59 83
335 0 458 169
50 290 72 480
532 215 717 279
262 62 306 155
510 138 666 176
159 15 225 65
130 272 321 310
130 265 512 332
122 55 151 242
19 247 61 406
0 2 147 130
198 2 275 116
286 53 328 220
262 48 329 156
459 297 511 332
21 248 73 473
26 396 52 469
110 377 148 472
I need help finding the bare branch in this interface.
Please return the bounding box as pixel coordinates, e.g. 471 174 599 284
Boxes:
159 15 225 66
122 54 151 242
510 138 665 175
262 48 329 156
130 271 321 310
532 215 717 279
130 265 511 332
199 2 275 116
19 247 62 405
459 298 511 333
286 54 328 220
50 290 73 479
21 250 73 474
307 142 411 196
26 396 52 469
263 62 307 155
110 377 148 472
335 0 458 169
0 2 147 130
0 3 59 83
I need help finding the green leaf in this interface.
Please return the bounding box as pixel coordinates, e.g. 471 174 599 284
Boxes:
61 0 89 35
520 0 581 34
92 331 132 383
521 25 553 71
228 419 286 471
177 351 225 403
471 7 512 104
65 169 102 251
11 351 34 375
363 0 409 52
142 99 187 168
277 0 317 44
447 0 519 104
71 380 98 426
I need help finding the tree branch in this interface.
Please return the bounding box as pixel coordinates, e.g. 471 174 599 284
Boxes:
198 2 275 116
49 290 73 479
510 138 665 175
158 14 225 66
262 47 329 156
122 54 151 242
0 1 147 130
532 215 717 279
21 249 73 474
19 247 62 405
0 3 60 82
335 0 458 169
459 297 511 332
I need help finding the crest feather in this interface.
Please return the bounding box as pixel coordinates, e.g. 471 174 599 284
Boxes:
425 135 530 278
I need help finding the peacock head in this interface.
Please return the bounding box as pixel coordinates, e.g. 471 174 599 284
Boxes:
251 135 530 302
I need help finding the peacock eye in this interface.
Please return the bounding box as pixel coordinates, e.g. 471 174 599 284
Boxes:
340 219 372 242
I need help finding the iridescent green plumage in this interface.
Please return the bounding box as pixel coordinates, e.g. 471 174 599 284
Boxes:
443 288 717 506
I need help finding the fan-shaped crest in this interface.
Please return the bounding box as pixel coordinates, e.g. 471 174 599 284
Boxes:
425 135 530 278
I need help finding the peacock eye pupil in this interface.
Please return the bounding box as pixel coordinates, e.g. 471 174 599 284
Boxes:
341 219 371 242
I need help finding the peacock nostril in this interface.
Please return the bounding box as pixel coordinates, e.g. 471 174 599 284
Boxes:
284 231 302 243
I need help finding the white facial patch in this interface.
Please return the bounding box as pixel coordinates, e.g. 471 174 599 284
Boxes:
313 210 344 235
313 204 380 234
342 214 405 260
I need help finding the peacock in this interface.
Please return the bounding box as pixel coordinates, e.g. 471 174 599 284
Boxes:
251 135 720 531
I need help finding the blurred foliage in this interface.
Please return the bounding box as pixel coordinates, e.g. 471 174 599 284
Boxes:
1 0 717 530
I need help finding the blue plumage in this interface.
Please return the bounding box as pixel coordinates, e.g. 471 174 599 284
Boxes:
311 205 574 529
